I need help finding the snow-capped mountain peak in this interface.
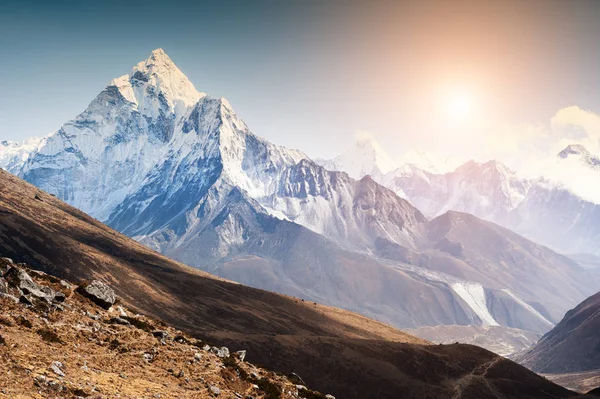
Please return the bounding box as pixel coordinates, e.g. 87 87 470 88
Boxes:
317 133 396 180
109 48 203 117
557 144 589 158
557 144 600 169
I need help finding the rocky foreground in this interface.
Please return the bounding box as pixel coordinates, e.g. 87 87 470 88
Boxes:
0 257 332 399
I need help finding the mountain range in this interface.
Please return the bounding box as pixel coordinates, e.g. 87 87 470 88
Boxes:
1 49 599 356
0 167 582 399
320 134 600 257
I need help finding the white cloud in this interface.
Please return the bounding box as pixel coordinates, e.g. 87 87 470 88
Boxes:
549 106 600 154
450 105 600 204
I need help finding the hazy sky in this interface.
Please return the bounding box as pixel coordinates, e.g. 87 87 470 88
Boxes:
2 0 600 162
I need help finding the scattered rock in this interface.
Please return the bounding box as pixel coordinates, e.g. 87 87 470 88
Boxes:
51 361 65 377
296 384 307 391
78 280 116 309
117 306 127 317
4 267 56 302
108 317 131 326
33 374 47 387
86 311 100 320
209 385 221 396
194 352 202 361
59 280 72 290
210 346 230 358
235 350 246 362
143 353 154 362
152 330 169 341
325 395 336 399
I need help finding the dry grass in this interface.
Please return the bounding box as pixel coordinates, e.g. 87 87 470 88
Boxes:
0 290 318 399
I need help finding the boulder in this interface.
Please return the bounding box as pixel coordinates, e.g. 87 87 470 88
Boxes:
78 280 116 309
109 317 131 326
51 361 65 377
4 267 55 302
235 350 246 362
152 330 169 341
210 346 230 358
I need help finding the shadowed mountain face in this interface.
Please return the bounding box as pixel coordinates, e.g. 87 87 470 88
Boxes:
518 290 600 374
0 169 581 399
424 211 592 323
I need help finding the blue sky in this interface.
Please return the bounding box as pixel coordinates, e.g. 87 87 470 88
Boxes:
2 0 600 161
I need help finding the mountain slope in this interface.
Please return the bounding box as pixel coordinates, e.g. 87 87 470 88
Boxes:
510 182 600 255
424 211 591 324
518 289 600 374
0 168 580 399
0 261 329 399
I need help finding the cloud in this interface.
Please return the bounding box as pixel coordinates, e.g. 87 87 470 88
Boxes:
470 105 600 204
483 123 549 162
550 106 600 154
479 106 600 167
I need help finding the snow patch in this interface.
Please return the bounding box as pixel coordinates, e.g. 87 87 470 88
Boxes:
451 282 499 326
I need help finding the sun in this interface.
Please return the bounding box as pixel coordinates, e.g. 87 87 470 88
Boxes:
445 91 474 121
439 86 478 122
447 94 472 118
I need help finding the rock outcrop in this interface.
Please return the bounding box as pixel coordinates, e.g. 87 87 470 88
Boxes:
0 258 331 399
